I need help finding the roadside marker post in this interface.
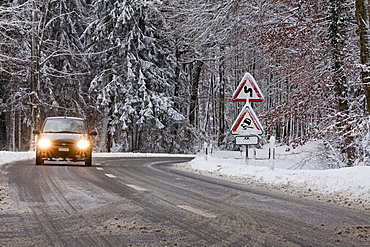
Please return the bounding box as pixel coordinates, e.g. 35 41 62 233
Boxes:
269 136 276 170
203 142 208 155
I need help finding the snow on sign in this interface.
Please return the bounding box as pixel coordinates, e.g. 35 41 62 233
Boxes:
231 103 263 135
232 72 264 102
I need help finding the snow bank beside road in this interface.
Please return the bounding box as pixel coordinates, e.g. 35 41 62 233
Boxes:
0 151 34 165
186 142 370 211
0 151 35 211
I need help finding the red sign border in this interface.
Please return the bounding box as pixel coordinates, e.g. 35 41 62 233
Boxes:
232 73 264 102
231 103 263 135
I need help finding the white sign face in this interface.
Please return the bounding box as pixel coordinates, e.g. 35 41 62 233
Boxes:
231 103 263 135
232 72 264 102
235 136 259 145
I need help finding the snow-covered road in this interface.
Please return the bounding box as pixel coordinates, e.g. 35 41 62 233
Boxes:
1 141 369 211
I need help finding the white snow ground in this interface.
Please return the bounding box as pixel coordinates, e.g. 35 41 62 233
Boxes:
1 141 369 211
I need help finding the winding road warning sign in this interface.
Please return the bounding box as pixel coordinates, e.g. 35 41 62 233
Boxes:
231 103 263 135
232 72 264 102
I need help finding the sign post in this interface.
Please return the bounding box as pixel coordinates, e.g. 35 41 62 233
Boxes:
231 72 264 164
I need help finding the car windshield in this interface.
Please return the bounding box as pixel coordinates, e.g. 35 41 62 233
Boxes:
42 119 87 134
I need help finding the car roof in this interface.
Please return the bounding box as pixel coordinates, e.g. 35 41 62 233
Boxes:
45 116 85 121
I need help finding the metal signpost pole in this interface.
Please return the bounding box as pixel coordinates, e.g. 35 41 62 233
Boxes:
245 145 248 165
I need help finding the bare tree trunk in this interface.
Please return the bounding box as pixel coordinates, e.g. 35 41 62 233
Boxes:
330 0 355 166
356 0 370 112
218 62 226 147
98 107 110 152
30 1 40 151
11 108 15 151
189 60 203 127
30 30 36 150
18 112 22 150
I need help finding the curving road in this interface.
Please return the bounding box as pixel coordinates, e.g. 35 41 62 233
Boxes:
1 157 370 246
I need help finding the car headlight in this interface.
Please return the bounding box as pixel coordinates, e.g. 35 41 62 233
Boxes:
77 140 90 149
38 139 51 149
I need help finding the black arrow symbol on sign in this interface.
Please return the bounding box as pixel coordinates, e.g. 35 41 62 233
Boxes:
244 87 253 97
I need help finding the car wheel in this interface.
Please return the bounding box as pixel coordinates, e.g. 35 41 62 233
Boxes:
35 152 44 165
85 152 92 166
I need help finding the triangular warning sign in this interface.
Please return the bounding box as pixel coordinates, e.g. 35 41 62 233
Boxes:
232 72 264 102
231 103 263 135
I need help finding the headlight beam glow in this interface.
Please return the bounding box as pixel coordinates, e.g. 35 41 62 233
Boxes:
38 139 51 149
77 140 90 149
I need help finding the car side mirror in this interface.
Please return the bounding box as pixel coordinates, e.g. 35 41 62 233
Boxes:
33 129 40 135
89 131 97 136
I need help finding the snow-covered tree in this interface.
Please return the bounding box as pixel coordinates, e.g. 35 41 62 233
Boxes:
163 0 252 148
163 0 366 165
326 0 357 167
0 0 94 150
0 0 369 164
28 0 92 122
84 0 184 152
0 1 34 150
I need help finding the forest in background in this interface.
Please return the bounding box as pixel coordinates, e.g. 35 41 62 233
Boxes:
1 0 370 167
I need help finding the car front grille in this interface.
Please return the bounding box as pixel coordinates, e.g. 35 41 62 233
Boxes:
53 141 75 147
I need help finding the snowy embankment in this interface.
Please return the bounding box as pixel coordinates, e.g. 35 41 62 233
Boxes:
0 151 35 165
185 142 370 211
1 142 369 211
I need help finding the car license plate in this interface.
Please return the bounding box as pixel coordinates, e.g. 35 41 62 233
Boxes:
59 148 69 152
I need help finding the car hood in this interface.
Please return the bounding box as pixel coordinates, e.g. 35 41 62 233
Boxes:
40 133 88 142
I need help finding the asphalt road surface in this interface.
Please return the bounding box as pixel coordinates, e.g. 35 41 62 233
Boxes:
1 157 370 246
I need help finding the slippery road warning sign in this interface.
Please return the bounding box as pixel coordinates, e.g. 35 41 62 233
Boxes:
231 103 263 135
232 72 264 102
